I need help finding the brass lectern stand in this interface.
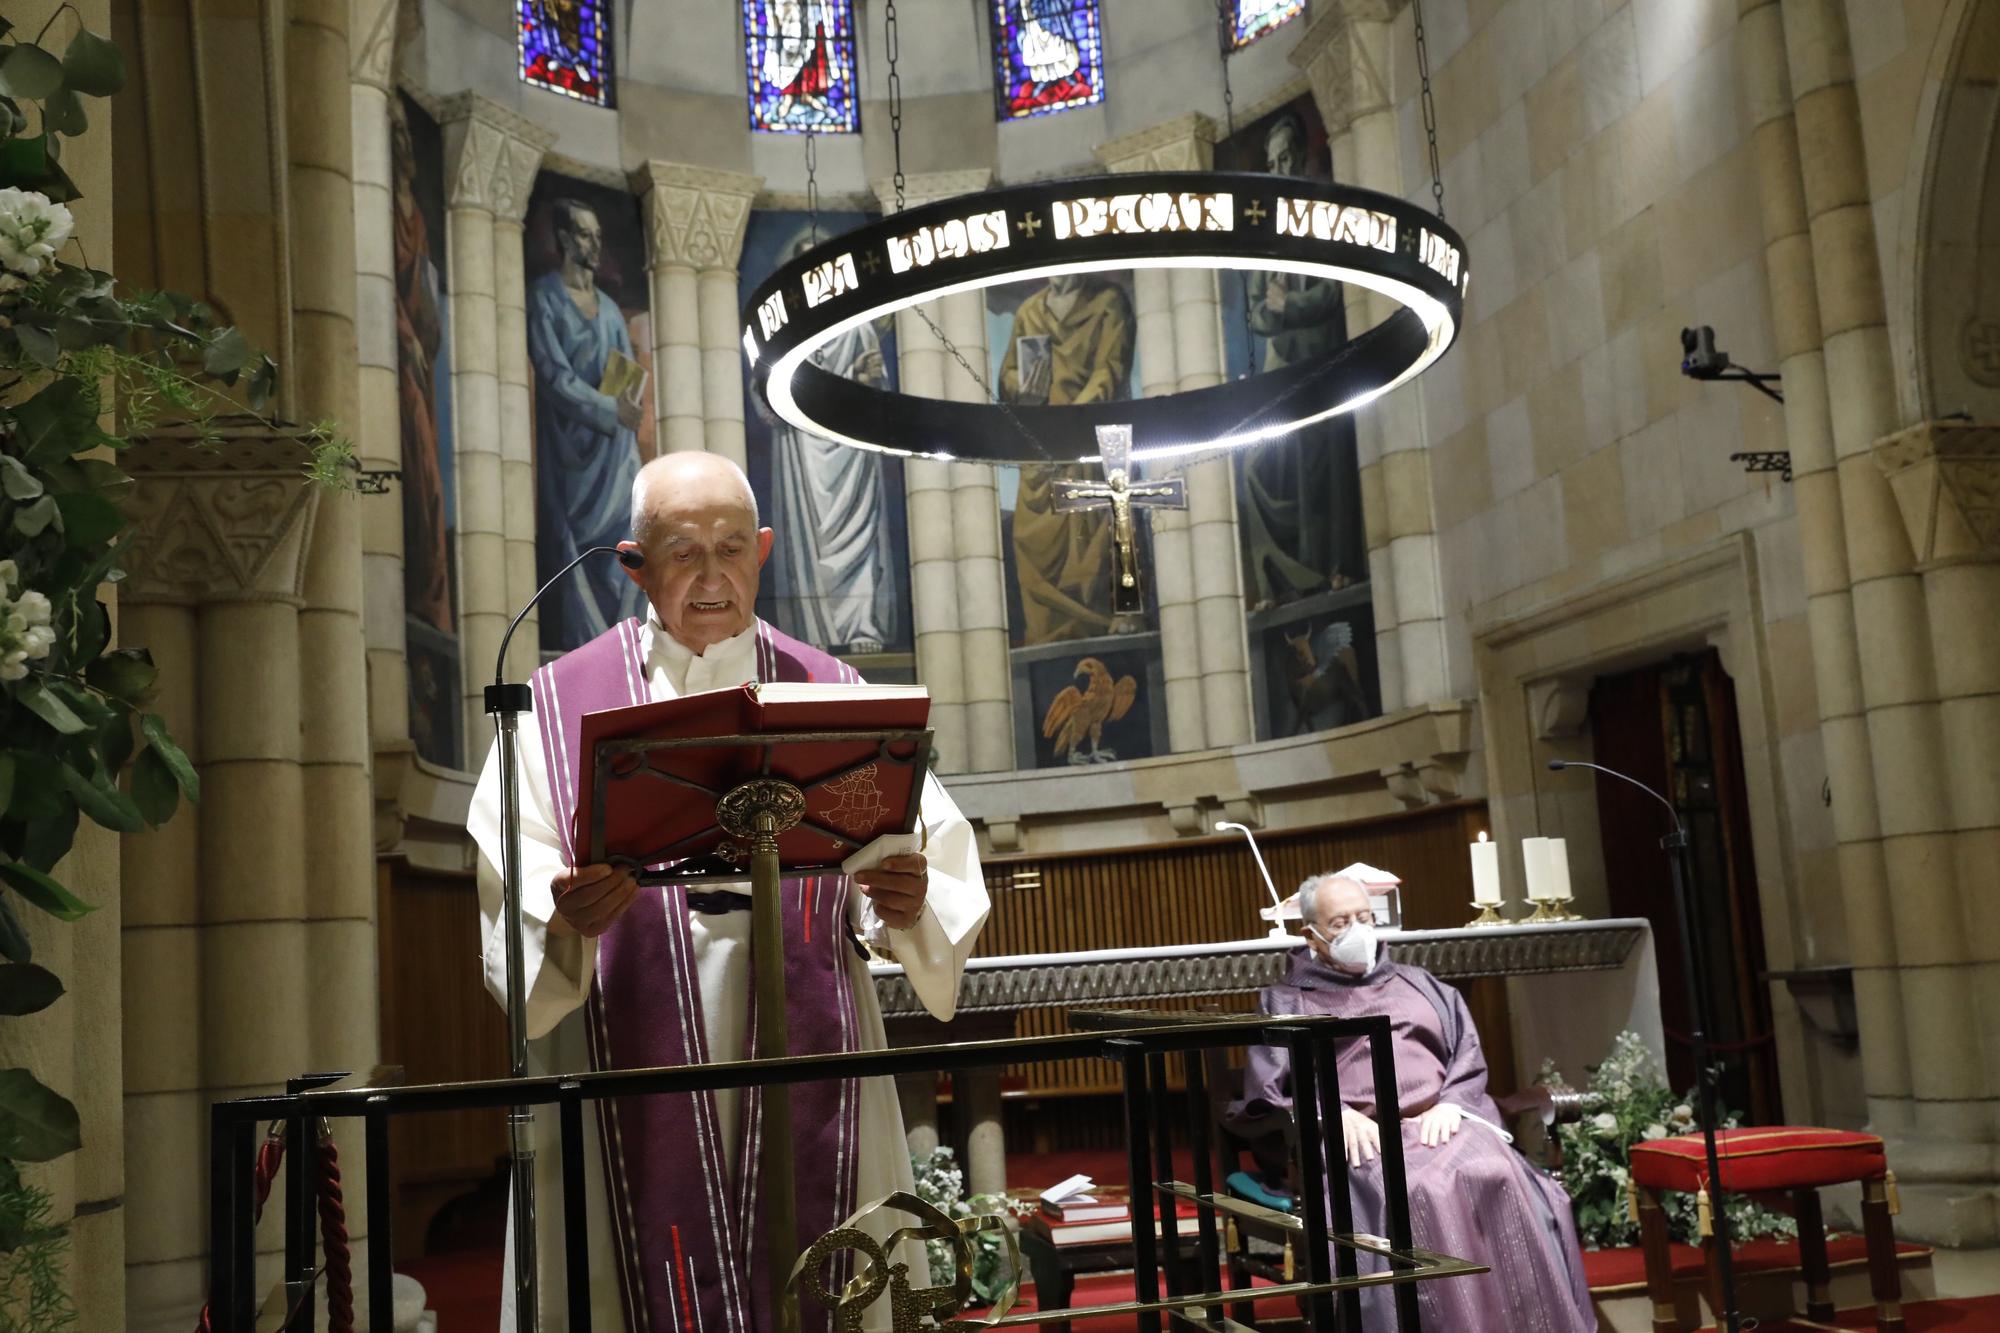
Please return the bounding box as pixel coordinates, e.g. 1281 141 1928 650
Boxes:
587 728 932 1333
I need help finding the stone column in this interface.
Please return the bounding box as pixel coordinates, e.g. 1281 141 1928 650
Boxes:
1097 115 1254 750
959 1069 1008 1199
350 0 407 748
879 171 1015 773
440 96 554 747
1781 0 1990 1236
633 163 762 469
1736 0 1911 1169
493 190 544 679
1296 0 1451 710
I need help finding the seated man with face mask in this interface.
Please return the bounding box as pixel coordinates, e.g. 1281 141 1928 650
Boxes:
1227 874 1597 1333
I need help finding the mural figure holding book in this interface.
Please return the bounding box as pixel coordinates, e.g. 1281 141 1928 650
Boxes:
528 196 651 649
467 451 990 1331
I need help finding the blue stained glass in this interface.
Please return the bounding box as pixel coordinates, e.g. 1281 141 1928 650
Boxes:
1229 0 1306 49
745 0 861 134
990 0 1106 122
518 0 611 106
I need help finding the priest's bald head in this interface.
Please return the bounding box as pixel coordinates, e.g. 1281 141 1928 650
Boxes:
618 452 774 652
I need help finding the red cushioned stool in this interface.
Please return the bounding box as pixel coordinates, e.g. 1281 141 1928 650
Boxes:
1629 1127 1901 1332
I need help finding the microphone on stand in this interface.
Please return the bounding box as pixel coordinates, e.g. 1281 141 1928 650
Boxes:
1547 756 1742 1333
486 542 645 1333
1215 820 1294 940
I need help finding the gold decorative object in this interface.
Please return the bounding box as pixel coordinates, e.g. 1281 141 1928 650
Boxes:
792 1191 1020 1332
1524 897 1583 923
1465 902 1506 928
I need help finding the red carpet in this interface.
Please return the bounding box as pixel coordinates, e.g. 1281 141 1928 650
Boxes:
1694 1294 2000 1330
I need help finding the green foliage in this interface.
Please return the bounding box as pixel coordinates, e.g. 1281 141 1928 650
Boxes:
908 1146 1018 1306
1539 1032 1800 1249
0 15 348 1290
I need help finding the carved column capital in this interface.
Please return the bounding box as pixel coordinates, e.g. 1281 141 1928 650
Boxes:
1291 0 1403 137
1094 114 1219 174
1874 420 2000 566
351 0 400 91
438 92 556 219
630 161 763 272
120 426 324 606
869 169 995 213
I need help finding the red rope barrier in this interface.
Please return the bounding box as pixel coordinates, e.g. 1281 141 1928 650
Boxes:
196 1121 356 1333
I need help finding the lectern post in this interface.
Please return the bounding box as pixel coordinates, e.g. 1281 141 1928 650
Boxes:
488 687 539 1333
716 776 809 1333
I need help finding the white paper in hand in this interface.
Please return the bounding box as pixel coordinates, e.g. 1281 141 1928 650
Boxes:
841 832 922 879
1039 1173 1095 1205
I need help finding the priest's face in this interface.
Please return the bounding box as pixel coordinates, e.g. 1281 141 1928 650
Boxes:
621 455 775 652
1307 879 1373 968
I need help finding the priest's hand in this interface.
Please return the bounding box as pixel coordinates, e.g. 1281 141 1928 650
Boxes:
1417 1103 1462 1148
853 853 928 931
1340 1106 1380 1167
549 864 639 938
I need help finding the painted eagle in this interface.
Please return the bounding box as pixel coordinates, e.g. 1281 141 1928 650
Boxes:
1042 657 1138 763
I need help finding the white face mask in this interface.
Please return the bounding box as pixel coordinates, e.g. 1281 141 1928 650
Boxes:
1311 918 1378 972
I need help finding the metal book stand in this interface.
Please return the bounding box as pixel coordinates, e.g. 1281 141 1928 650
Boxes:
585 726 933 1333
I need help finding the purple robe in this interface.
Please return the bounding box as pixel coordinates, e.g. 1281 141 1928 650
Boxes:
1230 947 1597 1333
530 617 866 1333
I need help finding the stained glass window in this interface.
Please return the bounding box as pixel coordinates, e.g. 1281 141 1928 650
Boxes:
745 0 861 134
518 0 611 106
1227 0 1306 49
990 0 1106 122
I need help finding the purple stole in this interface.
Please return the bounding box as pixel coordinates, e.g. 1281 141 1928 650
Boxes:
530 618 865 1333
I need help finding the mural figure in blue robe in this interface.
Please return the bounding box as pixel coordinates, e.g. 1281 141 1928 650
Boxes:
528 198 648 647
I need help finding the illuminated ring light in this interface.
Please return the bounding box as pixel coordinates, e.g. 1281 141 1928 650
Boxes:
741 171 1467 464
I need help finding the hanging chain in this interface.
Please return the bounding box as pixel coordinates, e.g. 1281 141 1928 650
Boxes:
885 0 906 212
1412 0 1446 221
1216 0 1254 378
804 130 820 245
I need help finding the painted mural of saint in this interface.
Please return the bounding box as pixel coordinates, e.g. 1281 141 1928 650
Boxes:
1000 273 1134 645
767 240 898 652
390 97 450 635
1240 112 1357 610
527 198 648 648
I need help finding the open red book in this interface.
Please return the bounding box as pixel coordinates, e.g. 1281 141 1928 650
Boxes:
575 682 932 882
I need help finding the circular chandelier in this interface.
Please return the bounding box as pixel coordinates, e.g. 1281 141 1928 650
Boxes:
741 171 1468 465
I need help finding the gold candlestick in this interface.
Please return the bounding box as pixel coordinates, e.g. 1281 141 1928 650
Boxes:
1465 901 1506 928
1545 896 1585 922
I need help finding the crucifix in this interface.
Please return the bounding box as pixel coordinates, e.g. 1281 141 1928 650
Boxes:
1052 423 1188 621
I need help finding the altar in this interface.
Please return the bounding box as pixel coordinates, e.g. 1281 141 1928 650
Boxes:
873 917 1665 1193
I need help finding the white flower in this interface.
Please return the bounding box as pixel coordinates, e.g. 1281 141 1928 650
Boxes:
14 589 49 626
21 624 53 658
0 188 74 278
0 660 22 683
1642 1123 1668 1140
1671 1103 1694 1124
1591 1112 1619 1138
0 560 14 591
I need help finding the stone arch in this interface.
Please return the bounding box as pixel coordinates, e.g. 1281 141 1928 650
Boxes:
1906 0 2000 422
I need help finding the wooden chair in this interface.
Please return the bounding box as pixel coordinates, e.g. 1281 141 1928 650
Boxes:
1629 1127 1901 1333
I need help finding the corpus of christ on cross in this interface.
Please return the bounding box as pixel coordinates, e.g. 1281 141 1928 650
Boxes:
1052 423 1188 620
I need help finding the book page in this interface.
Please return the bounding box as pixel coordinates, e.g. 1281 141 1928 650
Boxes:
750 682 929 705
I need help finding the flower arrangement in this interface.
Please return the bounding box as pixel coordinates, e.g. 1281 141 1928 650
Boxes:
909 1146 1019 1305
1540 1031 1798 1249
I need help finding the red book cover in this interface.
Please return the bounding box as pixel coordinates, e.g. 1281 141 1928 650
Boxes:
574 682 932 878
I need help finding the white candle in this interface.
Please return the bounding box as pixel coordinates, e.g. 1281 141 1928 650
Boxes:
1470 832 1502 905
1521 836 1552 900
1545 837 1572 900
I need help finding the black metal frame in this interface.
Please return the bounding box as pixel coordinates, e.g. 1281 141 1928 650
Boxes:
740 171 1468 464
208 1013 1482 1332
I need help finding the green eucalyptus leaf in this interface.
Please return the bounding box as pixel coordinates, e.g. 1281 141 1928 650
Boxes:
96 709 133 773
52 490 121 547
131 746 177 826
58 761 142 834
0 964 61 1017
18 802 75 874
12 324 56 368
0 131 47 185
17 684 84 735
0 898 28 966
0 1068 81 1161
53 311 96 349
0 861 91 922
1 753 55 823
49 681 110 726
0 756 12 817
60 28 123 97
42 87 84 137
0 455 42 501
139 713 198 801
36 155 77 204
13 376 90 458
202 326 251 378
83 646 153 702
73 458 131 497
68 594 107 665
11 495 59 537
0 44 63 102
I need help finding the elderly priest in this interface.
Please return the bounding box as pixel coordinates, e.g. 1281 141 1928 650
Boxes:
467 452 990 1332
1230 874 1596 1333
